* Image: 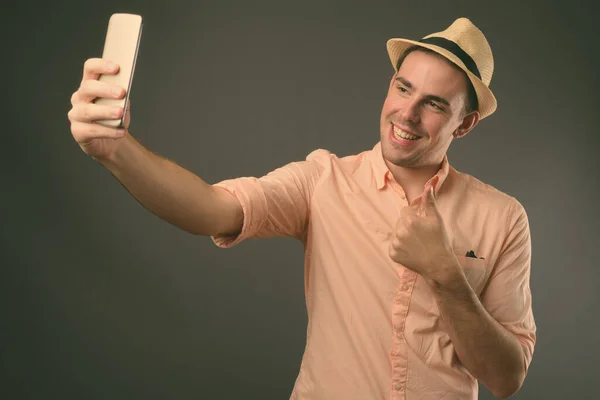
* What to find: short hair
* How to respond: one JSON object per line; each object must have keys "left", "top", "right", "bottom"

{"left": 394, "top": 46, "right": 479, "bottom": 116}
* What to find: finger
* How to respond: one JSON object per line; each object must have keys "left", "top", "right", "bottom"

{"left": 419, "top": 181, "right": 438, "bottom": 216}
{"left": 418, "top": 185, "right": 430, "bottom": 217}
{"left": 424, "top": 184, "right": 443, "bottom": 221}
{"left": 70, "top": 121, "right": 125, "bottom": 143}
{"left": 419, "top": 185, "right": 432, "bottom": 217}
{"left": 82, "top": 58, "right": 120, "bottom": 82}
{"left": 388, "top": 241, "right": 396, "bottom": 260}
{"left": 389, "top": 238, "right": 405, "bottom": 264}
{"left": 394, "top": 216, "right": 411, "bottom": 238}
{"left": 389, "top": 238, "right": 400, "bottom": 257}
{"left": 77, "top": 79, "right": 126, "bottom": 103}
{"left": 70, "top": 90, "right": 80, "bottom": 107}
{"left": 68, "top": 103, "right": 124, "bottom": 123}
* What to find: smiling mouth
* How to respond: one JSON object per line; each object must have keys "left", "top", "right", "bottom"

{"left": 392, "top": 124, "right": 421, "bottom": 141}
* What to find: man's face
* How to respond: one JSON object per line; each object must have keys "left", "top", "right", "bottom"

{"left": 379, "top": 50, "right": 473, "bottom": 169}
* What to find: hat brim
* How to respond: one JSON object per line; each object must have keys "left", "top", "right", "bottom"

{"left": 386, "top": 38, "right": 497, "bottom": 119}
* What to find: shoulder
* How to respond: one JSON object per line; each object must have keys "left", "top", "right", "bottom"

{"left": 450, "top": 167, "right": 527, "bottom": 219}
{"left": 304, "top": 147, "right": 370, "bottom": 172}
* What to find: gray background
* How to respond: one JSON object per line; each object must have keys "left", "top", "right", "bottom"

{"left": 3, "top": 0, "right": 599, "bottom": 398}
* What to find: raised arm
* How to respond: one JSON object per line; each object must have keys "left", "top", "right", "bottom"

{"left": 68, "top": 58, "right": 243, "bottom": 237}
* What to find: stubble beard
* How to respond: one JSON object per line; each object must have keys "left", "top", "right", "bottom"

{"left": 382, "top": 142, "right": 424, "bottom": 168}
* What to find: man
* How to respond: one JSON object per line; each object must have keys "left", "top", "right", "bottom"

{"left": 68, "top": 17, "right": 535, "bottom": 400}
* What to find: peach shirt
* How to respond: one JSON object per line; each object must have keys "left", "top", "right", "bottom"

{"left": 211, "top": 142, "right": 536, "bottom": 400}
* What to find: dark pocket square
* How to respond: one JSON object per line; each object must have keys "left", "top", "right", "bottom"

{"left": 465, "top": 250, "right": 484, "bottom": 260}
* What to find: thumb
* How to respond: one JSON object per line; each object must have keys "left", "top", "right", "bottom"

{"left": 420, "top": 183, "right": 438, "bottom": 217}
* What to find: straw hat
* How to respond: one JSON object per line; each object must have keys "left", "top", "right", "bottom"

{"left": 386, "top": 18, "right": 497, "bottom": 119}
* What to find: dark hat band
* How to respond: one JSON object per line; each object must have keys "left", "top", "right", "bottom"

{"left": 418, "top": 37, "right": 481, "bottom": 79}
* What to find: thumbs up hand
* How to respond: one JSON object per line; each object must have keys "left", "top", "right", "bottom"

{"left": 388, "top": 183, "right": 460, "bottom": 288}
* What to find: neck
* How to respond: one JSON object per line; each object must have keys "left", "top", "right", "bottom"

{"left": 385, "top": 158, "right": 443, "bottom": 203}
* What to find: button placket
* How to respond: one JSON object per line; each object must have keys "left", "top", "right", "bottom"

{"left": 390, "top": 269, "right": 418, "bottom": 399}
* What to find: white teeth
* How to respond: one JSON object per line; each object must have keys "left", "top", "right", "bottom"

{"left": 393, "top": 126, "right": 419, "bottom": 140}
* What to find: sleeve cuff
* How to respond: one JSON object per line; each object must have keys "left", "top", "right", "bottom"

{"left": 210, "top": 177, "right": 268, "bottom": 248}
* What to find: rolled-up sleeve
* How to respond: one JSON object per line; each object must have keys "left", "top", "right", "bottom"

{"left": 481, "top": 199, "right": 536, "bottom": 371}
{"left": 211, "top": 149, "right": 330, "bottom": 248}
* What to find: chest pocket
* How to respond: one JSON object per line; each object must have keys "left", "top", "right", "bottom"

{"left": 454, "top": 255, "right": 488, "bottom": 295}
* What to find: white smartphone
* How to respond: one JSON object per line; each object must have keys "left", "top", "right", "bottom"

{"left": 95, "top": 13, "right": 143, "bottom": 128}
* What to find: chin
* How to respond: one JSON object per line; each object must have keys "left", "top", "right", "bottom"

{"left": 387, "top": 156, "right": 421, "bottom": 169}
{"left": 381, "top": 141, "right": 421, "bottom": 168}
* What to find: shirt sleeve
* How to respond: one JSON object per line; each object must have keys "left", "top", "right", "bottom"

{"left": 210, "top": 149, "right": 331, "bottom": 248}
{"left": 480, "top": 199, "right": 536, "bottom": 372}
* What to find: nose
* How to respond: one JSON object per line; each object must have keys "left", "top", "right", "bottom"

{"left": 401, "top": 98, "right": 421, "bottom": 124}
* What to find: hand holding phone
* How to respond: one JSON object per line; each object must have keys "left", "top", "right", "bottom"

{"left": 94, "top": 13, "right": 143, "bottom": 128}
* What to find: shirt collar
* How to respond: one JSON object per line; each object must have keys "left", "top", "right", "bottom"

{"left": 369, "top": 141, "right": 450, "bottom": 195}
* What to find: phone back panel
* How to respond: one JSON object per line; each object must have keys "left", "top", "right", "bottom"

{"left": 95, "top": 13, "right": 143, "bottom": 128}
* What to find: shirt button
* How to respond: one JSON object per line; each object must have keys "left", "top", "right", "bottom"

{"left": 400, "top": 284, "right": 409, "bottom": 291}
{"left": 395, "top": 383, "right": 403, "bottom": 391}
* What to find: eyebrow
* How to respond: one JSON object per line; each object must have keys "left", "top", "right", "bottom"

{"left": 395, "top": 76, "right": 451, "bottom": 107}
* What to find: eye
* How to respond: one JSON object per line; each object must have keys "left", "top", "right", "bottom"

{"left": 427, "top": 101, "right": 444, "bottom": 111}
{"left": 396, "top": 85, "right": 408, "bottom": 93}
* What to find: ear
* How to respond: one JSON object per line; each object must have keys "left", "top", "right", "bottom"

{"left": 452, "top": 110, "right": 480, "bottom": 139}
